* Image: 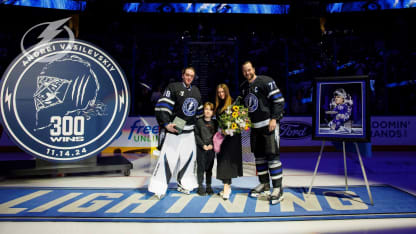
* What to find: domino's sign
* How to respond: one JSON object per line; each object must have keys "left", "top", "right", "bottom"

{"left": 0, "top": 39, "right": 130, "bottom": 161}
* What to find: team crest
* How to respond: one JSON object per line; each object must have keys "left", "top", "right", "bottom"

{"left": 244, "top": 93, "right": 259, "bottom": 113}
{"left": 182, "top": 98, "right": 198, "bottom": 116}
{"left": 0, "top": 39, "right": 130, "bottom": 161}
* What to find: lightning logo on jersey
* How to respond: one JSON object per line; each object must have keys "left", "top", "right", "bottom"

{"left": 244, "top": 93, "right": 259, "bottom": 113}
{"left": 182, "top": 98, "right": 198, "bottom": 116}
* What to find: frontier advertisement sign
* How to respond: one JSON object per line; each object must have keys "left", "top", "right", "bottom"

{"left": 103, "top": 116, "right": 416, "bottom": 150}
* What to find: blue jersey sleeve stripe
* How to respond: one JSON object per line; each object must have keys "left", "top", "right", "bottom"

{"left": 156, "top": 102, "right": 174, "bottom": 110}
{"left": 270, "top": 93, "right": 282, "bottom": 100}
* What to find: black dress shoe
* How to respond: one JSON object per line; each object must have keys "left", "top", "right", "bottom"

{"left": 206, "top": 186, "right": 214, "bottom": 195}
{"left": 197, "top": 186, "right": 206, "bottom": 196}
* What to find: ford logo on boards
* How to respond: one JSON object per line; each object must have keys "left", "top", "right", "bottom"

{"left": 280, "top": 121, "right": 312, "bottom": 139}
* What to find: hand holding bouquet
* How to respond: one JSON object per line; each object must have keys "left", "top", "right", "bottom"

{"left": 218, "top": 104, "right": 251, "bottom": 136}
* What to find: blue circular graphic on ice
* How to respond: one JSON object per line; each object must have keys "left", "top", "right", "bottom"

{"left": 0, "top": 39, "right": 130, "bottom": 161}
{"left": 244, "top": 93, "right": 258, "bottom": 113}
{"left": 182, "top": 97, "right": 198, "bottom": 116}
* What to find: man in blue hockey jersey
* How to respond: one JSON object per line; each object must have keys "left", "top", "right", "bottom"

{"left": 148, "top": 67, "right": 203, "bottom": 199}
{"left": 241, "top": 61, "right": 285, "bottom": 205}
{"left": 328, "top": 88, "right": 353, "bottom": 133}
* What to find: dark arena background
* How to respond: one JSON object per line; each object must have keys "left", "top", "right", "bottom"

{"left": 0, "top": 1, "right": 416, "bottom": 234}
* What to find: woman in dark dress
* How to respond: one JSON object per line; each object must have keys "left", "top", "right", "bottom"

{"left": 215, "top": 84, "right": 243, "bottom": 200}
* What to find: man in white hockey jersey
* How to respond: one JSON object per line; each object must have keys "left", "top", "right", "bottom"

{"left": 148, "top": 67, "right": 203, "bottom": 199}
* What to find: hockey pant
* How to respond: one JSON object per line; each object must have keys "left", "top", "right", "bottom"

{"left": 148, "top": 131, "right": 198, "bottom": 195}
{"left": 251, "top": 123, "right": 283, "bottom": 188}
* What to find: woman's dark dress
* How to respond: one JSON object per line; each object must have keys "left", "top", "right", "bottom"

{"left": 216, "top": 108, "right": 243, "bottom": 181}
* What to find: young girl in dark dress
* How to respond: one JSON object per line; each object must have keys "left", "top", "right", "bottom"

{"left": 215, "top": 84, "right": 243, "bottom": 200}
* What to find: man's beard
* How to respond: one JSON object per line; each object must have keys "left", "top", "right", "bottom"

{"left": 247, "top": 74, "right": 255, "bottom": 81}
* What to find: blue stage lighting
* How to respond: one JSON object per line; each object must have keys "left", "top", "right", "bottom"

{"left": 2, "top": 0, "right": 86, "bottom": 11}
{"left": 124, "top": 2, "right": 290, "bottom": 15}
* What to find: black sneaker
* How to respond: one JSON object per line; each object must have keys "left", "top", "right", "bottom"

{"left": 250, "top": 183, "right": 271, "bottom": 198}
{"left": 206, "top": 185, "right": 214, "bottom": 195}
{"left": 197, "top": 186, "right": 206, "bottom": 196}
{"left": 270, "top": 187, "right": 284, "bottom": 205}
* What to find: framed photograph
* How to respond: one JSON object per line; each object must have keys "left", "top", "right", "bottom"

{"left": 312, "top": 75, "right": 371, "bottom": 142}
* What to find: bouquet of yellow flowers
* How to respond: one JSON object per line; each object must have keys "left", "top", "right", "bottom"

{"left": 218, "top": 104, "right": 251, "bottom": 136}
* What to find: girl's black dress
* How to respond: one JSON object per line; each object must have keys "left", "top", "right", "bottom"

{"left": 216, "top": 106, "right": 243, "bottom": 181}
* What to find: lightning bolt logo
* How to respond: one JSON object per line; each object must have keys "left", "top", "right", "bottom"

{"left": 119, "top": 91, "right": 125, "bottom": 112}
{"left": 5, "top": 87, "right": 12, "bottom": 111}
{"left": 37, "top": 17, "right": 71, "bottom": 45}
{"left": 20, "top": 17, "right": 74, "bottom": 63}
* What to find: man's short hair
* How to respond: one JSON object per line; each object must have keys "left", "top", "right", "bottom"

{"left": 242, "top": 61, "right": 254, "bottom": 68}
{"left": 182, "top": 66, "right": 196, "bottom": 75}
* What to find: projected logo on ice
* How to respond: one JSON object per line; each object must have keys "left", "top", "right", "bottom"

{"left": 0, "top": 39, "right": 130, "bottom": 161}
